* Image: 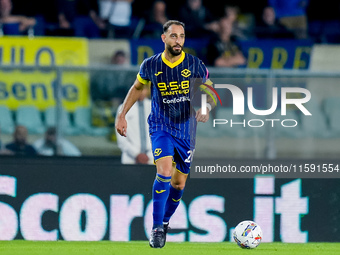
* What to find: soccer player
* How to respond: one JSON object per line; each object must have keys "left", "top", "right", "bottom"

{"left": 115, "top": 20, "right": 216, "bottom": 248}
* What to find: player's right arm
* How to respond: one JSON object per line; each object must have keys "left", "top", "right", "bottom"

{"left": 115, "top": 79, "right": 144, "bottom": 137}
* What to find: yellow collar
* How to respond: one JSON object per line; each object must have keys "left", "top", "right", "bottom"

{"left": 161, "top": 51, "right": 185, "bottom": 68}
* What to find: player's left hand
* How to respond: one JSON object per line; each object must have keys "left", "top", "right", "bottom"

{"left": 196, "top": 108, "right": 210, "bottom": 123}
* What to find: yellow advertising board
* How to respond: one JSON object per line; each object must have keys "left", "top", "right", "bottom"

{"left": 0, "top": 37, "right": 89, "bottom": 112}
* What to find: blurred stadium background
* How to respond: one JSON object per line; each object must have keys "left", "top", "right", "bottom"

{"left": 0, "top": 0, "right": 339, "bottom": 247}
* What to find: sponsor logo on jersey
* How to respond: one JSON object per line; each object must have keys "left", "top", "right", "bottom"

{"left": 181, "top": 69, "right": 191, "bottom": 77}
{"left": 163, "top": 96, "right": 190, "bottom": 104}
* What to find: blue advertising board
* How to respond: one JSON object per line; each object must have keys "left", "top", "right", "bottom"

{"left": 130, "top": 38, "right": 313, "bottom": 69}
{"left": 239, "top": 39, "right": 313, "bottom": 69}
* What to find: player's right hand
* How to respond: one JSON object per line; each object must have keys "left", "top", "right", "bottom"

{"left": 115, "top": 115, "right": 127, "bottom": 137}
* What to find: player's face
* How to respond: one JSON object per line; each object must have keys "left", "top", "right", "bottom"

{"left": 163, "top": 25, "right": 185, "bottom": 56}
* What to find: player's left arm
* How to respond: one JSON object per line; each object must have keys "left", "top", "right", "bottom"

{"left": 195, "top": 62, "right": 217, "bottom": 122}
{"left": 196, "top": 79, "right": 217, "bottom": 123}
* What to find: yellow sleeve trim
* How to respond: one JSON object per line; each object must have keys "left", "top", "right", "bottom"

{"left": 137, "top": 73, "right": 149, "bottom": 85}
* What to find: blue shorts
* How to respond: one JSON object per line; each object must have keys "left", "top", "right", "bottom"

{"left": 150, "top": 131, "right": 195, "bottom": 175}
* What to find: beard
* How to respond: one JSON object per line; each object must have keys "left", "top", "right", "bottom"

{"left": 166, "top": 43, "right": 182, "bottom": 56}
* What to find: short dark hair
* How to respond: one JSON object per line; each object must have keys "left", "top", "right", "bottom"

{"left": 163, "top": 20, "right": 185, "bottom": 33}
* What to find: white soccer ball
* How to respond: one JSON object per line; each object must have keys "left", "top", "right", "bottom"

{"left": 233, "top": 220, "right": 262, "bottom": 249}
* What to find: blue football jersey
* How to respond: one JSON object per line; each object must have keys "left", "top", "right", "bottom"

{"left": 137, "top": 51, "right": 209, "bottom": 139}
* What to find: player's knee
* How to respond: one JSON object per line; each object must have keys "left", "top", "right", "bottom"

{"left": 157, "top": 167, "right": 172, "bottom": 177}
{"left": 172, "top": 182, "right": 185, "bottom": 190}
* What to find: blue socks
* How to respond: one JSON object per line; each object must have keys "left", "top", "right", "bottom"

{"left": 163, "top": 184, "right": 184, "bottom": 223}
{"left": 152, "top": 174, "right": 171, "bottom": 229}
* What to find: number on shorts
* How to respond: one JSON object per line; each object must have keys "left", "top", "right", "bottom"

{"left": 184, "top": 149, "right": 195, "bottom": 163}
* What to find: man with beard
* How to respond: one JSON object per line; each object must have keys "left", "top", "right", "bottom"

{"left": 5, "top": 125, "right": 37, "bottom": 156}
{"left": 115, "top": 20, "right": 216, "bottom": 248}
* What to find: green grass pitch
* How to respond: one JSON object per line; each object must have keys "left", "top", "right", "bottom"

{"left": 0, "top": 241, "right": 338, "bottom": 255}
